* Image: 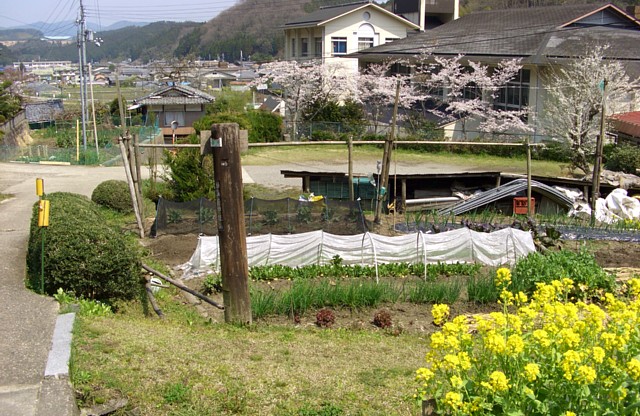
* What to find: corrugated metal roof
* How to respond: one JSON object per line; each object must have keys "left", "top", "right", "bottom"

{"left": 437, "top": 178, "right": 574, "bottom": 216}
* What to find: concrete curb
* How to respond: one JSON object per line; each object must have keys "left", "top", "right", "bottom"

{"left": 44, "top": 313, "right": 75, "bottom": 378}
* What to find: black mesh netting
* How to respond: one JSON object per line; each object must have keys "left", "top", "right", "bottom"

{"left": 152, "top": 197, "right": 368, "bottom": 237}
{"left": 153, "top": 197, "right": 217, "bottom": 236}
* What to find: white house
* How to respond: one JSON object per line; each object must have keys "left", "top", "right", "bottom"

{"left": 354, "top": 3, "right": 640, "bottom": 141}
{"left": 283, "top": 2, "right": 421, "bottom": 74}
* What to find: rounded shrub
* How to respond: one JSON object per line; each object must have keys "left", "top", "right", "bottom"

{"left": 27, "top": 192, "right": 142, "bottom": 303}
{"left": 91, "top": 179, "right": 133, "bottom": 212}
{"left": 604, "top": 143, "right": 640, "bottom": 174}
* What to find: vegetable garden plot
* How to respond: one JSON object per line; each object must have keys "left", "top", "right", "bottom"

{"left": 179, "top": 227, "right": 535, "bottom": 281}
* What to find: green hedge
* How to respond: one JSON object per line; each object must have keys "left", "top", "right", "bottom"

{"left": 26, "top": 192, "right": 142, "bottom": 302}
{"left": 510, "top": 249, "right": 615, "bottom": 299}
{"left": 91, "top": 179, "right": 133, "bottom": 212}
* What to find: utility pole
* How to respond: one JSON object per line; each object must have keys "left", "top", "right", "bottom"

{"left": 526, "top": 137, "right": 532, "bottom": 216}
{"left": 374, "top": 80, "right": 400, "bottom": 224}
{"left": 203, "top": 124, "right": 252, "bottom": 324}
{"left": 76, "top": 0, "right": 87, "bottom": 151}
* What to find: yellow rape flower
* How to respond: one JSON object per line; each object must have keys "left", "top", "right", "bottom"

{"left": 484, "top": 332, "right": 507, "bottom": 354}
{"left": 592, "top": 346, "right": 605, "bottom": 364}
{"left": 443, "top": 391, "right": 463, "bottom": 410}
{"left": 488, "top": 312, "right": 508, "bottom": 329}
{"left": 450, "top": 374, "right": 464, "bottom": 389}
{"left": 575, "top": 365, "right": 597, "bottom": 384}
{"left": 515, "top": 291, "right": 528, "bottom": 305}
{"left": 565, "top": 412, "right": 576, "bottom": 416}
{"left": 457, "top": 351, "right": 472, "bottom": 371}
{"left": 619, "top": 387, "right": 628, "bottom": 401}
{"left": 430, "top": 332, "right": 445, "bottom": 350}
{"left": 523, "top": 363, "right": 540, "bottom": 382}
{"left": 558, "top": 328, "right": 581, "bottom": 349}
{"left": 628, "top": 278, "right": 640, "bottom": 297}
{"left": 442, "top": 354, "right": 461, "bottom": 371}
{"left": 506, "top": 334, "right": 525, "bottom": 355}
{"left": 481, "top": 371, "right": 510, "bottom": 392}
{"left": 495, "top": 267, "right": 512, "bottom": 288}
{"left": 561, "top": 350, "right": 582, "bottom": 381}
{"left": 499, "top": 288, "right": 515, "bottom": 305}
{"left": 627, "top": 358, "right": 640, "bottom": 381}
{"left": 431, "top": 304, "right": 450, "bottom": 326}
{"left": 533, "top": 282, "right": 557, "bottom": 303}
{"left": 416, "top": 367, "right": 435, "bottom": 383}
{"left": 532, "top": 329, "right": 552, "bottom": 348}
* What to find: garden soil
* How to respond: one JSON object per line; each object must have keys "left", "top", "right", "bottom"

{"left": 143, "top": 230, "right": 640, "bottom": 335}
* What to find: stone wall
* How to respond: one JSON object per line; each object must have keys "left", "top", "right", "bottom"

{"left": 0, "top": 111, "right": 33, "bottom": 147}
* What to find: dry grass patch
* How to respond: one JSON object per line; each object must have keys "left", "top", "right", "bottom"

{"left": 71, "top": 296, "right": 426, "bottom": 416}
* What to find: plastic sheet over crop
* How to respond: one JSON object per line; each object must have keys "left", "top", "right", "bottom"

{"left": 179, "top": 227, "right": 535, "bottom": 279}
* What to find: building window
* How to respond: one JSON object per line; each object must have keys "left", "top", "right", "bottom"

{"left": 332, "top": 37, "right": 347, "bottom": 55}
{"left": 357, "top": 23, "right": 376, "bottom": 51}
{"left": 291, "top": 38, "right": 297, "bottom": 58}
{"left": 314, "top": 37, "right": 322, "bottom": 57}
{"left": 494, "top": 69, "right": 530, "bottom": 112}
{"left": 358, "top": 37, "right": 374, "bottom": 51}
{"left": 164, "top": 111, "right": 185, "bottom": 127}
{"left": 301, "top": 38, "right": 309, "bottom": 57}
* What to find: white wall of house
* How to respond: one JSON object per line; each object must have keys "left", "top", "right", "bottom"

{"left": 285, "top": 6, "right": 415, "bottom": 75}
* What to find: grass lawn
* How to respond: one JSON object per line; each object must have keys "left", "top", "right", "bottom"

{"left": 69, "top": 146, "right": 568, "bottom": 415}
{"left": 72, "top": 293, "right": 427, "bottom": 416}
{"left": 242, "top": 145, "right": 565, "bottom": 178}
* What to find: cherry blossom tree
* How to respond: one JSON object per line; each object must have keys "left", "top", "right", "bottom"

{"left": 539, "top": 44, "right": 639, "bottom": 175}
{"left": 357, "top": 61, "right": 423, "bottom": 134}
{"left": 414, "top": 54, "right": 532, "bottom": 140}
{"left": 252, "top": 60, "right": 357, "bottom": 139}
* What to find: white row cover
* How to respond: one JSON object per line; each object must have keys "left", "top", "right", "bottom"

{"left": 179, "top": 227, "right": 536, "bottom": 280}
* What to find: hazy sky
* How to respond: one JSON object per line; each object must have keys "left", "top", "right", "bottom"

{"left": 0, "top": 0, "right": 238, "bottom": 30}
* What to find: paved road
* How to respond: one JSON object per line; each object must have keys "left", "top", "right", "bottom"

{"left": 0, "top": 162, "right": 148, "bottom": 416}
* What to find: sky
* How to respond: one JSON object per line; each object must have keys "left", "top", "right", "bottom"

{"left": 0, "top": 0, "right": 238, "bottom": 32}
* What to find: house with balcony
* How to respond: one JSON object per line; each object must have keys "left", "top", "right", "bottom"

{"left": 130, "top": 84, "right": 215, "bottom": 142}
{"left": 353, "top": 3, "right": 640, "bottom": 140}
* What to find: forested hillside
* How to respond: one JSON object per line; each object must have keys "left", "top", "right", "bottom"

{"left": 4, "top": 0, "right": 635, "bottom": 64}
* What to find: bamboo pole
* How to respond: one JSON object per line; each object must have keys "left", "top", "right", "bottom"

{"left": 118, "top": 137, "right": 145, "bottom": 238}
{"left": 126, "top": 136, "right": 144, "bottom": 218}
{"left": 142, "top": 263, "right": 224, "bottom": 310}
{"left": 145, "top": 281, "right": 165, "bottom": 319}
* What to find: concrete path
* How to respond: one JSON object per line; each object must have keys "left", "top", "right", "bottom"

{"left": 0, "top": 162, "right": 149, "bottom": 416}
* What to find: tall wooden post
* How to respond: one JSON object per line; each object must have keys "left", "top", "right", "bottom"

{"left": 348, "top": 135, "right": 354, "bottom": 202}
{"left": 591, "top": 79, "right": 607, "bottom": 226}
{"left": 374, "top": 80, "right": 400, "bottom": 224}
{"left": 204, "top": 123, "right": 252, "bottom": 325}
{"left": 526, "top": 138, "right": 532, "bottom": 216}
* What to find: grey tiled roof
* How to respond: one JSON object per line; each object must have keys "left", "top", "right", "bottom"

{"left": 354, "top": 4, "right": 640, "bottom": 63}
{"left": 25, "top": 100, "right": 64, "bottom": 122}
{"left": 133, "top": 85, "right": 215, "bottom": 105}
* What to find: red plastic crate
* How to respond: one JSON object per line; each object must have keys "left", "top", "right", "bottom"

{"left": 513, "top": 197, "right": 535, "bottom": 215}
